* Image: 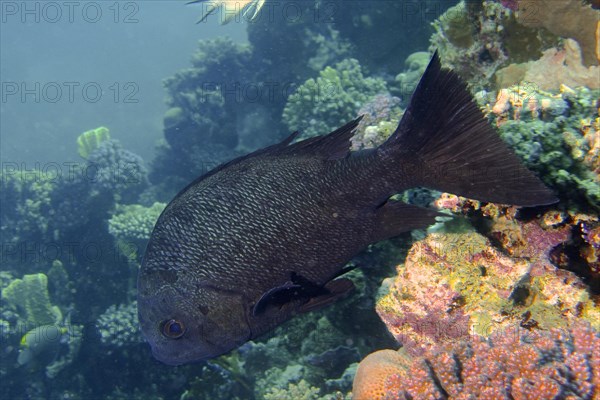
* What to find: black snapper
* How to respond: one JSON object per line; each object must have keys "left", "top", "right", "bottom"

{"left": 137, "top": 53, "right": 556, "bottom": 365}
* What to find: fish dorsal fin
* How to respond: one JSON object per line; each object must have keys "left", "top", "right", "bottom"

{"left": 170, "top": 118, "right": 361, "bottom": 204}
{"left": 273, "top": 116, "right": 362, "bottom": 160}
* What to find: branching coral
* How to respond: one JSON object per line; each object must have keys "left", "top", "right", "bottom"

{"left": 353, "top": 323, "right": 600, "bottom": 400}
{"left": 263, "top": 379, "right": 321, "bottom": 400}
{"left": 86, "top": 139, "right": 148, "bottom": 203}
{"left": 282, "top": 58, "right": 387, "bottom": 139}
{"left": 96, "top": 301, "right": 141, "bottom": 347}
{"left": 0, "top": 169, "right": 55, "bottom": 249}
{"left": 108, "top": 203, "right": 165, "bottom": 242}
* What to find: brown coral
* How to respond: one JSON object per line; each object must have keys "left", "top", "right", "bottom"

{"left": 353, "top": 323, "right": 600, "bottom": 400}
{"left": 515, "top": 0, "right": 599, "bottom": 67}
{"left": 496, "top": 39, "right": 600, "bottom": 90}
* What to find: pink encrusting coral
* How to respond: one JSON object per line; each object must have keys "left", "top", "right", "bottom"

{"left": 352, "top": 323, "right": 600, "bottom": 400}
{"left": 376, "top": 206, "right": 600, "bottom": 356}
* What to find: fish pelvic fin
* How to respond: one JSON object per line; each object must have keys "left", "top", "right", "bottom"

{"left": 379, "top": 51, "right": 557, "bottom": 207}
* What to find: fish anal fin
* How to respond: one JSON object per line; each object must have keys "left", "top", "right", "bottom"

{"left": 373, "top": 201, "right": 442, "bottom": 241}
{"left": 298, "top": 278, "right": 355, "bottom": 314}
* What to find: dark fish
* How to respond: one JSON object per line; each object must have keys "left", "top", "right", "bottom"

{"left": 137, "top": 53, "right": 557, "bottom": 365}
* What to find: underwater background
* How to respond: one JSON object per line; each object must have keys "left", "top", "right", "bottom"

{"left": 0, "top": 0, "right": 599, "bottom": 399}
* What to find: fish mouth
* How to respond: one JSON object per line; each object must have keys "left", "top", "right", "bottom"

{"left": 149, "top": 339, "right": 219, "bottom": 366}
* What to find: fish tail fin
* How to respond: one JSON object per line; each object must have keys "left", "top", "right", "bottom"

{"left": 379, "top": 52, "right": 557, "bottom": 206}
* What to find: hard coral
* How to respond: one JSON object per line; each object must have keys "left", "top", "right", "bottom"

{"left": 430, "top": 0, "right": 559, "bottom": 91}
{"left": 352, "top": 94, "right": 403, "bottom": 151}
{"left": 514, "top": 0, "right": 599, "bottom": 67}
{"left": 282, "top": 58, "right": 387, "bottom": 139}
{"left": 485, "top": 84, "right": 600, "bottom": 209}
{"left": 1, "top": 273, "right": 62, "bottom": 327}
{"left": 352, "top": 349, "right": 409, "bottom": 400}
{"left": 86, "top": 139, "right": 148, "bottom": 204}
{"left": 96, "top": 301, "right": 141, "bottom": 347}
{"left": 353, "top": 323, "right": 600, "bottom": 400}
{"left": 376, "top": 225, "right": 600, "bottom": 356}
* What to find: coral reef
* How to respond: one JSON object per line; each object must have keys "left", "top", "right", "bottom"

{"left": 514, "top": 0, "right": 599, "bottom": 67}
{"left": 351, "top": 94, "right": 403, "bottom": 151}
{"left": 283, "top": 58, "right": 387, "bottom": 139}
{"left": 484, "top": 84, "right": 600, "bottom": 209}
{"left": 0, "top": 168, "right": 55, "bottom": 250}
{"left": 391, "top": 51, "right": 431, "bottom": 104}
{"left": 108, "top": 202, "right": 166, "bottom": 261}
{"left": 76, "top": 126, "right": 111, "bottom": 159}
{"left": 352, "top": 349, "right": 410, "bottom": 400}
{"left": 2, "top": 273, "right": 62, "bottom": 327}
{"left": 86, "top": 139, "right": 148, "bottom": 204}
{"left": 96, "top": 301, "right": 142, "bottom": 348}
{"left": 263, "top": 379, "right": 321, "bottom": 400}
{"left": 430, "top": 0, "right": 558, "bottom": 90}
{"left": 353, "top": 323, "right": 600, "bottom": 399}
{"left": 494, "top": 0, "right": 599, "bottom": 90}
{"left": 376, "top": 220, "right": 600, "bottom": 355}
{"left": 108, "top": 203, "right": 165, "bottom": 242}
{"left": 496, "top": 39, "right": 600, "bottom": 90}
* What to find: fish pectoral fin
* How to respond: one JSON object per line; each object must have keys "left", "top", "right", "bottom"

{"left": 252, "top": 281, "right": 303, "bottom": 316}
{"left": 253, "top": 273, "right": 354, "bottom": 316}
{"left": 298, "top": 278, "right": 355, "bottom": 314}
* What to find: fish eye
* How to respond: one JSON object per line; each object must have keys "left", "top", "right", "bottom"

{"left": 161, "top": 319, "right": 185, "bottom": 339}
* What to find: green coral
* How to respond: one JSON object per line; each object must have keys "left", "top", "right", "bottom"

{"left": 77, "top": 126, "right": 111, "bottom": 159}
{"left": 282, "top": 58, "right": 387, "bottom": 138}
{"left": 0, "top": 169, "right": 55, "bottom": 246}
{"left": 1, "top": 273, "right": 62, "bottom": 327}
{"left": 392, "top": 52, "right": 431, "bottom": 101}
{"left": 108, "top": 202, "right": 165, "bottom": 242}
{"left": 108, "top": 202, "right": 165, "bottom": 262}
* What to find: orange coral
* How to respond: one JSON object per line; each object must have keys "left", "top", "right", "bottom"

{"left": 352, "top": 349, "right": 409, "bottom": 400}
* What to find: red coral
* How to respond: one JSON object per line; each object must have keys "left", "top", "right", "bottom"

{"left": 354, "top": 323, "right": 600, "bottom": 400}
